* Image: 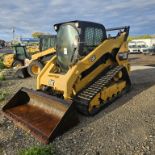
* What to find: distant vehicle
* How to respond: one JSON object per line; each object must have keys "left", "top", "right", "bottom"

{"left": 128, "top": 41, "right": 148, "bottom": 54}
{"left": 137, "top": 44, "right": 148, "bottom": 53}
{"left": 143, "top": 46, "right": 155, "bottom": 55}
{"left": 132, "top": 38, "right": 155, "bottom": 47}
{"left": 0, "top": 40, "right": 5, "bottom": 48}
{"left": 128, "top": 42, "right": 140, "bottom": 53}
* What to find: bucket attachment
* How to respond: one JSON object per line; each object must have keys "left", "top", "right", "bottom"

{"left": 2, "top": 88, "right": 79, "bottom": 144}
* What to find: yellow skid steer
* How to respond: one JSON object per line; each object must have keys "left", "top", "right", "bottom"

{"left": 2, "top": 21, "right": 131, "bottom": 144}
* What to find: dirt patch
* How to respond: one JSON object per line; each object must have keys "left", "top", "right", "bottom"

{"left": 129, "top": 53, "right": 155, "bottom": 66}
{"left": 0, "top": 56, "right": 155, "bottom": 154}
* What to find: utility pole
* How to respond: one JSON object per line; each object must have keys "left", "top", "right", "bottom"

{"left": 12, "top": 27, "right": 15, "bottom": 44}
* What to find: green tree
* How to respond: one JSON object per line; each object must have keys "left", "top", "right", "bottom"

{"left": 128, "top": 34, "right": 153, "bottom": 42}
{"left": 32, "top": 32, "right": 47, "bottom": 38}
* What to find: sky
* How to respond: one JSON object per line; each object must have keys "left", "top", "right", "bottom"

{"left": 0, "top": 0, "right": 155, "bottom": 41}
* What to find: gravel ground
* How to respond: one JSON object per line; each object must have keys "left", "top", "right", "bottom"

{"left": 0, "top": 77, "right": 39, "bottom": 155}
{"left": 129, "top": 53, "right": 155, "bottom": 66}
{"left": 0, "top": 54, "right": 155, "bottom": 155}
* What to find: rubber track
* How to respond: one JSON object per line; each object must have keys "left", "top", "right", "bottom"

{"left": 73, "top": 65, "right": 125, "bottom": 115}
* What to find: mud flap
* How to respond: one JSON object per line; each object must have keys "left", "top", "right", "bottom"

{"left": 2, "top": 88, "right": 79, "bottom": 144}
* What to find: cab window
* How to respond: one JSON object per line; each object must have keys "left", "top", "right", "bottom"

{"left": 84, "top": 27, "right": 104, "bottom": 54}
{"left": 15, "top": 47, "right": 26, "bottom": 60}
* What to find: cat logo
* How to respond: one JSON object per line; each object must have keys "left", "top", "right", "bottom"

{"left": 48, "top": 79, "right": 55, "bottom": 86}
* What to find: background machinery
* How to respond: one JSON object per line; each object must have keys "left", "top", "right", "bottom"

{"left": 3, "top": 35, "right": 56, "bottom": 77}
{"left": 3, "top": 44, "right": 30, "bottom": 68}
{"left": 3, "top": 21, "right": 131, "bottom": 144}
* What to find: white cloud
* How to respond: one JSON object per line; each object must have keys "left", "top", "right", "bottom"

{"left": 0, "top": 0, "right": 155, "bottom": 40}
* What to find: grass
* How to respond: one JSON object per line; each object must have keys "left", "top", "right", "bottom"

{"left": 128, "top": 34, "right": 154, "bottom": 42}
{"left": 0, "top": 59, "right": 5, "bottom": 80}
{"left": 19, "top": 145, "right": 56, "bottom": 155}
{"left": 0, "top": 60, "right": 4, "bottom": 70}
{"left": 0, "top": 53, "right": 5, "bottom": 70}
{"left": 0, "top": 91, "right": 7, "bottom": 101}
{"left": 0, "top": 72, "right": 5, "bottom": 81}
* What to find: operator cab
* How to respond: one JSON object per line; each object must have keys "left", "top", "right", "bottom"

{"left": 13, "top": 45, "right": 30, "bottom": 60}
{"left": 54, "top": 20, "right": 107, "bottom": 72}
{"left": 39, "top": 35, "right": 56, "bottom": 51}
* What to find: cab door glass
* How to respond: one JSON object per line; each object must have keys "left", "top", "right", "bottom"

{"left": 16, "top": 47, "right": 26, "bottom": 60}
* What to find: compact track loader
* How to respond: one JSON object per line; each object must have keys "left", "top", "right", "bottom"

{"left": 2, "top": 21, "right": 131, "bottom": 144}
{"left": 16, "top": 35, "right": 56, "bottom": 78}
{"left": 3, "top": 35, "right": 56, "bottom": 77}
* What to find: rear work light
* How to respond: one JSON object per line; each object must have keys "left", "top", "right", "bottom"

{"left": 118, "top": 52, "right": 128, "bottom": 60}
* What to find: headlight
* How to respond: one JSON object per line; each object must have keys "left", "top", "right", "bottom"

{"left": 54, "top": 26, "right": 57, "bottom": 31}
{"left": 118, "top": 52, "right": 128, "bottom": 60}
{"left": 75, "top": 22, "right": 79, "bottom": 28}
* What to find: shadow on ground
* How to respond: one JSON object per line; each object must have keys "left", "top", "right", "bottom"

{"left": 145, "top": 64, "right": 155, "bottom": 67}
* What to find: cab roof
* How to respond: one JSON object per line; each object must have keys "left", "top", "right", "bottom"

{"left": 54, "top": 20, "right": 106, "bottom": 31}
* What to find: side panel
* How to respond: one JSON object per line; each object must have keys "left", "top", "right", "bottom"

{"left": 37, "top": 33, "right": 127, "bottom": 99}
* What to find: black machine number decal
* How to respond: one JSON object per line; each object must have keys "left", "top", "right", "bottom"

{"left": 48, "top": 79, "right": 55, "bottom": 86}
